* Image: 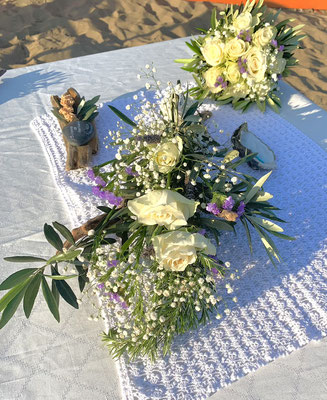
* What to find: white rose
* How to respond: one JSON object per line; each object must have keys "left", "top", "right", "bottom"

{"left": 154, "top": 137, "right": 183, "bottom": 173}
{"left": 246, "top": 46, "right": 267, "bottom": 82}
{"left": 226, "top": 63, "right": 241, "bottom": 84}
{"left": 128, "top": 190, "right": 198, "bottom": 229}
{"left": 201, "top": 37, "right": 225, "bottom": 67}
{"left": 225, "top": 38, "right": 249, "bottom": 61}
{"left": 253, "top": 26, "right": 277, "bottom": 47}
{"left": 153, "top": 231, "right": 216, "bottom": 272}
{"left": 203, "top": 66, "right": 224, "bottom": 94}
{"left": 233, "top": 12, "right": 253, "bottom": 31}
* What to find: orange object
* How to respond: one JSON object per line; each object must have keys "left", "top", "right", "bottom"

{"left": 186, "top": 0, "right": 327, "bottom": 9}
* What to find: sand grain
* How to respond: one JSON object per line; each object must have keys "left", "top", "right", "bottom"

{"left": 0, "top": 0, "right": 326, "bottom": 109}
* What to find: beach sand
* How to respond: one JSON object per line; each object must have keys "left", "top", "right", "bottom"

{"left": 0, "top": 0, "right": 326, "bottom": 110}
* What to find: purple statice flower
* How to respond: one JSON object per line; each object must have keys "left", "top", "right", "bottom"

{"left": 107, "top": 292, "right": 128, "bottom": 309}
{"left": 99, "top": 191, "right": 124, "bottom": 207}
{"left": 92, "top": 187, "right": 123, "bottom": 207}
{"left": 238, "top": 58, "right": 248, "bottom": 75}
{"left": 222, "top": 196, "right": 235, "bottom": 211}
{"left": 237, "top": 30, "right": 244, "bottom": 39}
{"left": 121, "top": 301, "right": 128, "bottom": 309}
{"left": 206, "top": 202, "right": 221, "bottom": 216}
{"left": 107, "top": 260, "right": 119, "bottom": 268}
{"left": 99, "top": 191, "right": 107, "bottom": 199}
{"left": 237, "top": 30, "right": 251, "bottom": 42}
{"left": 208, "top": 255, "right": 222, "bottom": 276}
{"left": 112, "top": 293, "right": 120, "bottom": 302}
{"left": 271, "top": 39, "right": 278, "bottom": 47}
{"left": 109, "top": 194, "right": 124, "bottom": 207}
{"left": 125, "top": 167, "right": 139, "bottom": 177}
{"left": 108, "top": 292, "right": 119, "bottom": 302}
{"left": 94, "top": 176, "right": 106, "bottom": 187}
{"left": 103, "top": 191, "right": 114, "bottom": 202}
{"left": 87, "top": 169, "right": 95, "bottom": 180}
{"left": 92, "top": 186, "right": 101, "bottom": 197}
{"left": 104, "top": 191, "right": 114, "bottom": 202}
{"left": 114, "top": 197, "right": 124, "bottom": 207}
{"left": 198, "top": 229, "right": 206, "bottom": 235}
{"left": 126, "top": 167, "right": 140, "bottom": 177}
{"left": 215, "top": 76, "right": 228, "bottom": 90}
{"left": 97, "top": 283, "right": 105, "bottom": 290}
{"left": 278, "top": 45, "right": 285, "bottom": 52}
{"left": 237, "top": 201, "right": 246, "bottom": 217}
{"left": 277, "top": 74, "right": 283, "bottom": 80}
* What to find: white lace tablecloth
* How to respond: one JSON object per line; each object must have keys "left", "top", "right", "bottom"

{"left": 30, "top": 91, "right": 327, "bottom": 400}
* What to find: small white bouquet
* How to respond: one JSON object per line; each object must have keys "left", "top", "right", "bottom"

{"left": 176, "top": 0, "right": 304, "bottom": 112}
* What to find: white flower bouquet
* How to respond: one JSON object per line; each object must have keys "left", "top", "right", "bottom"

{"left": 176, "top": 0, "right": 304, "bottom": 112}
{"left": 0, "top": 75, "right": 294, "bottom": 360}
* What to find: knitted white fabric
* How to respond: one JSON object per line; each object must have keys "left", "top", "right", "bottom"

{"left": 30, "top": 91, "right": 327, "bottom": 400}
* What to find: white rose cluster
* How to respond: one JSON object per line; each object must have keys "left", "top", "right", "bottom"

{"left": 197, "top": 7, "right": 287, "bottom": 105}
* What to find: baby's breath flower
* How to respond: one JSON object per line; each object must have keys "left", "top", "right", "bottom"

{"left": 150, "top": 312, "right": 157, "bottom": 321}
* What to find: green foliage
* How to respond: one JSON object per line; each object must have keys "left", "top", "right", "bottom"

{"left": 52, "top": 221, "right": 75, "bottom": 245}
{"left": 0, "top": 280, "right": 31, "bottom": 313}
{"left": 42, "top": 276, "right": 60, "bottom": 322}
{"left": 77, "top": 95, "right": 100, "bottom": 121}
{"left": 108, "top": 105, "right": 137, "bottom": 127}
{"left": 0, "top": 288, "right": 26, "bottom": 329}
{"left": 0, "top": 220, "right": 86, "bottom": 327}
{"left": 0, "top": 268, "right": 38, "bottom": 291}
{"left": 47, "top": 248, "right": 83, "bottom": 265}
{"left": 44, "top": 223, "right": 63, "bottom": 251}
{"left": 4, "top": 256, "right": 46, "bottom": 263}
{"left": 51, "top": 267, "right": 79, "bottom": 309}
{"left": 23, "top": 274, "right": 42, "bottom": 318}
{"left": 51, "top": 93, "right": 100, "bottom": 123}
{"left": 245, "top": 171, "right": 273, "bottom": 203}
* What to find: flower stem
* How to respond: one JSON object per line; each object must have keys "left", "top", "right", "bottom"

{"left": 167, "top": 172, "right": 171, "bottom": 189}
